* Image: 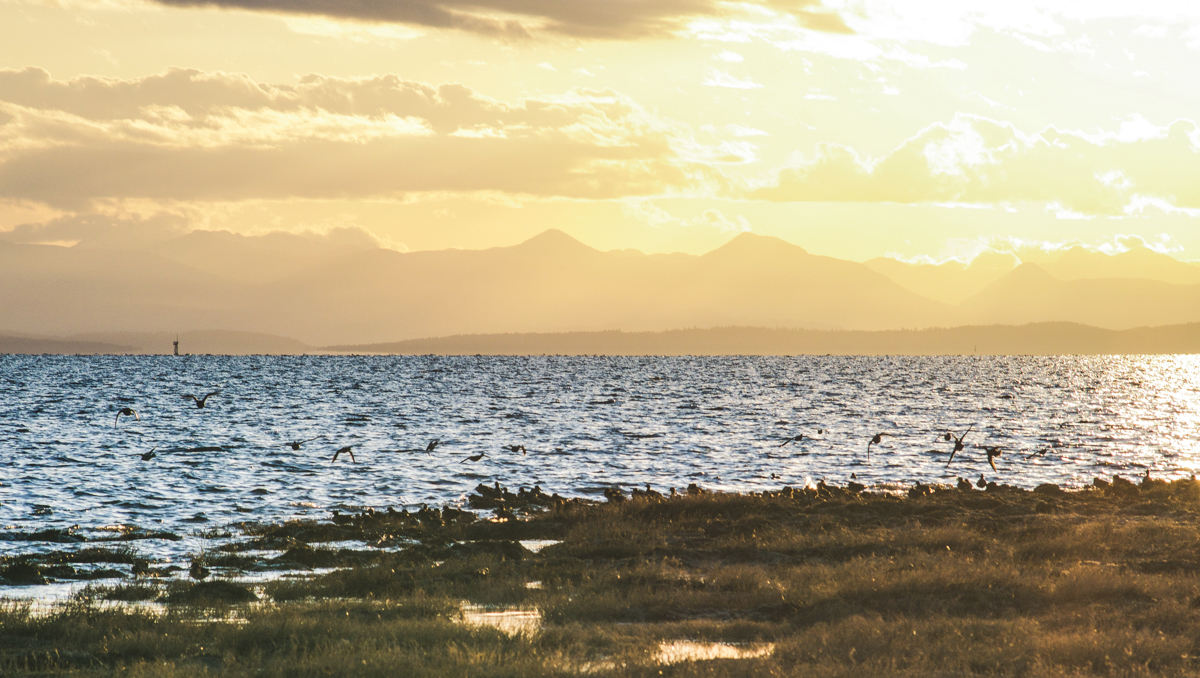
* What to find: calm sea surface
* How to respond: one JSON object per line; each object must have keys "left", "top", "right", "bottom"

{"left": 2, "top": 354, "right": 1199, "bottom": 598}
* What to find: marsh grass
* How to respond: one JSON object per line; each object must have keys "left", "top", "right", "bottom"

{"left": 7, "top": 480, "right": 1200, "bottom": 675}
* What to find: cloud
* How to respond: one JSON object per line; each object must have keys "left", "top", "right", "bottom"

{"left": 752, "top": 114, "right": 1200, "bottom": 216}
{"left": 0, "top": 211, "right": 191, "bottom": 248}
{"left": 0, "top": 68, "right": 716, "bottom": 208}
{"left": 149, "top": 0, "right": 849, "bottom": 40}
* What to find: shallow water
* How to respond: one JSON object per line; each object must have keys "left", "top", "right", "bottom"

{"left": 2, "top": 354, "right": 1199, "bottom": 598}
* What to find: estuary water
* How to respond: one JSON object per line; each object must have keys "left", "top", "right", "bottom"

{"left": 2, "top": 354, "right": 1199, "bottom": 597}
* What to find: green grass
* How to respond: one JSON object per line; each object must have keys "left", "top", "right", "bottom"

{"left": 6, "top": 478, "right": 1200, "bottom": 675}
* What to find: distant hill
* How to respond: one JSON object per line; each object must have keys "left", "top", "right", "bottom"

{"left": 961, "top": 263, "right": 1200, "bottom": 329}
{"left": 0, "top": 330, "right": 312, "bottom": 355}
{"left": 325, "top": 322, "right": 1200, "bottom": 356}
{"left": 5, "top": 228, "right": 1200, "bottom": 346}
{"left": 863, "top": 250, "right": 1018, "bottom": 304}
{"left": 1041, "top": 246, "right": 1200, "bottom": 284}
{"left": 0, "top": 334, "right": 134, "bottom": 354}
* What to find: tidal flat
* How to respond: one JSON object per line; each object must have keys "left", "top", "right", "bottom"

{"left": 5, "top": 477, "right": 1200, "bottom": 676}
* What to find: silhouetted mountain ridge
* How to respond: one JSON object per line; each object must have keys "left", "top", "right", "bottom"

{"left": 2, "top": 228, "right": 1199, "bottom": 346}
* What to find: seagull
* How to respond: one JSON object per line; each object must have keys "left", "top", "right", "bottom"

{"left": 140, "top": 447, "right": 157, "bottom": 461}
{"left": 979, "top": 445, "right": 1003, "bottom": 472}
{"left": 182, "top": 391, "right": 221, "bottom": 409}
{"left": 332, "top": 445, "right": 355, "bottom": 463}
{"left": 285, "top": 435, "right": 322, "bottom": 451}
{"left": 189, "top": 561, "right": 210, "bottom": 581}
{"left": 461, "top": 452, "right": 486, "bottom": 463}
{"left": 943, "top": 426, "right": 973, "bottom": 467}
{"left": 866, "top": 433, "right": 889, "bottom": 462}
{"left": 115, "top": 407, "right": 139, "bottom": 426}
{"left": 503, "top": 444, "right": 526, "bottom": 455}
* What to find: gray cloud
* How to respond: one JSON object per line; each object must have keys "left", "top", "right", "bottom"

{"left": 0, "top": 69, "right": 711, "bottom": 208}
{"left": 151, "top": 0, "right": 846, "bottom": 39}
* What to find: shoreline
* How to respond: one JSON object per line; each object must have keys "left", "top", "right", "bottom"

{"left": 5, "top": 476, "right": 1200, "bottom": 674}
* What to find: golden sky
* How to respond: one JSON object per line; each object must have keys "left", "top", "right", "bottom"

{"left": 2, "top": 0, "right": 1199, "bottom": 262}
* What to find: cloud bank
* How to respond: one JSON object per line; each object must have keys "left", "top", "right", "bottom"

{"left": 150, "top": 0, "right": 850, "bottom": 39}
{"left": 0, "top": 68, "right": 710, "bottom": 208}
{"left": 753, "top": 114, "right": 1200, "bottom": 216}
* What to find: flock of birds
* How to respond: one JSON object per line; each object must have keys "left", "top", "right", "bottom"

{"left": 777, "top": 423, "right": 1047, "bottom": 480}
{"left": 111, "top": 388, "right": 1034, "bottom": 486}
{"left": 113, "top": 389, "right": 534, "bottom": 467}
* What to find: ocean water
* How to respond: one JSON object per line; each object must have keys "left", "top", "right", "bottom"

{"left": 2, "top": 354, "right": 1199, "bottom": 598}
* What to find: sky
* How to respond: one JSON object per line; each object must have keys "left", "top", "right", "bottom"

{"left": 1, "top": 0, "right": 1199, "bottom": 262}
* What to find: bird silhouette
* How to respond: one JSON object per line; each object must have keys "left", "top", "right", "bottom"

{"left": 943, "top": 426, "right": 974, "bottom": 467}
{"left": 979, "top": 445, "right": 1002, "bottom": 471}
{"left": 182, "top": 391, "right": 221, "bottom": 408}
{"left": 425, "top": 439, "right": 439, "bottom": 453}
{"left": 189, "top": 561, "right": 210, "bottom": 581}
{"left": 332, "top": 445, "right": 355, "bottom": 463}
{"left": 1025, "top": 448, "right": 1050, "bottom": 460}
{"left": 115, "top": 407, "right": 139, "bottom": 425}
{"left": 957, "top": 477, "right": 973, "bottom": 491}
{"left": 781, "top": 429, "right": 824, "bottom": 447}
{"left": 866, "top": 433, "right": 889, "bottom": 461}
{"left": 503, "top": 444, "right": 526, "bottom": 455}
{"left": 976, "top": 474, "right": 987, "bottom": 489}
{"left": 286, "top": 435, "right": 322, "bottom": 451}
{"left": 140, "top": 447, "right": 157, "bottom": 461}
{"left": 461, "top": 452, "right": 486, "bottom": 463}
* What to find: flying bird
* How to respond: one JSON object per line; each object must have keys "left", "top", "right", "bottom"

{"left": 866, "top": 433, "right": 889, "bottom": 461}
{"left": 781, "top": 429, "right": 825, "bottom": 447}
{"left": 425, "top": 439, "right": 439, "bottom": 453}
{"left": 461, "top": 452, "right": 486, "bottom": 463}
{"left": 332, "top": 445, "right": 356, "bottom": 463}
{"left": 503, "top": 444, "right": 527, "bottom": 455}
{"left": 286, "top": 435, "right": 322, "bottom": 451}
{"left": 979, "top": 445, "right": 1003, "bottom": 471}
{"left": 943, "top": 426, "right": 973, "bottom": 467}
{"left": 182, "top": 391, "right": 221, "bottom": 409}
{"left": 115, "top": 407, "right": 139, "bottom": 425}
{"left": 140, "top": 447, "right": 157, "bottom": 461}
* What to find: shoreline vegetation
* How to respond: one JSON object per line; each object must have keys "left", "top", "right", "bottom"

{"left": 6, "top": 477, "right": 1200, "bottom": 675}
{"left": 2, "top": 321, "right": 1200, "bottom": 356}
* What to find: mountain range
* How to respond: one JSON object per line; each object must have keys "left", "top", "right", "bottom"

{"left": 2, "top": 228, "right": 1199, "bottom": 349}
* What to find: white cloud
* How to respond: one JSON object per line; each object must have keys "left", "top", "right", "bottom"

{"left": 702, "top": 70, "right": 765, "bottom": 89}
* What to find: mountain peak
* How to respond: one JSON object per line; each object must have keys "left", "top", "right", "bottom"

{"left": 704, "top": 232, "right": 808, "bottom": 262}
{"left": 510, "top": 229, "right": 597, "bottom": 255}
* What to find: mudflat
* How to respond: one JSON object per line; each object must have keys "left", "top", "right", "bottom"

{"left": 4, "top": 476, "right": 1200, "bottom": 676}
